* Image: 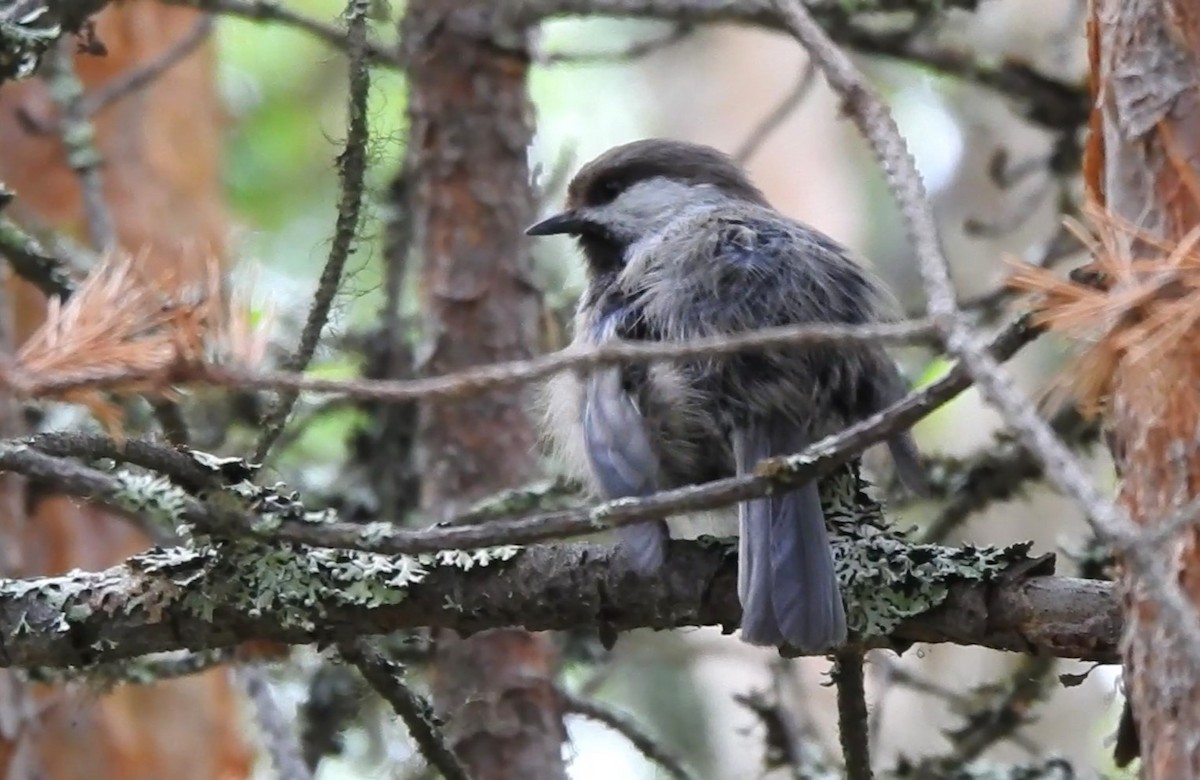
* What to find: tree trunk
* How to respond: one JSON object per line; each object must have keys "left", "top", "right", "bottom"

{"left": 402, "top": 2, "right": 568, "bottom": 777}
{"left": 1089, "top": 0, "right": 1200, "bottom": 774}
{"left": 0, "top": 4, "right": 251, "bottom": 778}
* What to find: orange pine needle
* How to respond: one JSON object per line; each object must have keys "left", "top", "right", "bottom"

{"left": 1007, "top": 199, "right": 1200, "bottom": 418}
{"left": 0, "top": 247, "right": 267, "bottom": 438}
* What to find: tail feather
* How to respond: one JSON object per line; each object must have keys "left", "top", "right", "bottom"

{"left": 738, "top": 487, "right": 779, "bottom": 643}
{"left": 734, "top": 421, "right": 847, "bottom": 652}
{"left": 617, "top": 520, "right": 669, "bottom": 575}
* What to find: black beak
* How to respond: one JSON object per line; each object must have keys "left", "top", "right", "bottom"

{"left": 525, "top": 211, "right": 585, "bottom": 237}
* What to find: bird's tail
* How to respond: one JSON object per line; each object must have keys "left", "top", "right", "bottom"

{"left": 734, "top": 420, "right": 847, "bottom": 652}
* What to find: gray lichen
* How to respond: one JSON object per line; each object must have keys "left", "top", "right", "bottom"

{"left": 127, "top": 534, "right": 520, "bottom": 634}
{"left": 454, "top": 476, "right": 584, "bottom": 524}
{"left": 21, "top": 648, "right": 232, "bottom": 687}
{"left": 113, "top": 464, "right": 523, "bottom": 633}
{"left": 114, "top": 471, "right": 193, "bottom": 536}
{"left": 820, "top": 464, "right": 1033, "bottom": 638}
{"left": 0, "top": 0, "right": 60, "bottom": 82}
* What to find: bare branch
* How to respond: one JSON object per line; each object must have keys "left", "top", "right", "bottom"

{"left": 233, "top": 664, "right": 315, "bottom": 780}
{"left": 41, "top": 40, "right": 115, "bottom": 252}
{"left": 162, "top": 0, "right": 402, "bottom": 67}
{"left": 559, "top": 687, "right": 696, "bottom": 780}
{"left": 23, "top": 648, "right": 235, "bottom": 686}
{"left": 736, "top": 674, "right": 834, "bottom": 778}
{"left": 833, "top": 649, "right": 872, "bottom": 780}
{"left": 909, "top": 654, "right": 1055, "bottom": 775}
{"left": 80, "top": 15, "right": 214, "bottom": 117}
{"left": 0, "top": 317, "right": 1035, "bottom": 559}
{"left": 537, "top": 23, "right": 694, "bottom": 65}
{"left": 12, "top": 317, "right": 937, "bottom": 404}
{"left": 734, "top": 59, "right": 819, "bottom": 164}
{"left": 917, "top": 406, "right": 1098, "bottom": 543}
{"left": 339, "top": 640, "right": 470, "bottom": 780}
{"left": 831, "top": 24, "right": 1088, "bottom": 133}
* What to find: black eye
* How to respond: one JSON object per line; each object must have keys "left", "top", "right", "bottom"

{"left": 592, "top": 178, "right": 624, "bottom": 204}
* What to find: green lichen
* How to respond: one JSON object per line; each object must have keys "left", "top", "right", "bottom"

{"left": 456, "top": 476, "right": 584, "bottom": 523}
{"left": 113, "top": 471, "right": 192, "bottom": 536}
{"left": 820, "top": 464, "right": 1033, "bottom": 638}
{"left": 124, "top": 532, "right": 523, "bottom": 634}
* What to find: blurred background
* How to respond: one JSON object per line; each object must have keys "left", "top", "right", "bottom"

{"left": 208, "top": 0, "right": 1115, "bottom": 776}
{"left": 0, "top": 0, "right": 1123, "bottom": 776}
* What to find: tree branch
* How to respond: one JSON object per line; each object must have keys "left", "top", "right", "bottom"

{"left": 254, "top": 0, "right": 371, "bottom": 461}
{"left": 0, "top": 316, "right": 1035, "bottom": 560}
{"left": 0, "top": 540, "right": 1121, "bottom": 669}
{"left": 559, "top": 687, "right": 696, "bottom": 780}
{"left": 834, "top": 649, "right": 872, "bottom": 780}
{"left": 339, "top": 640, "right": 470, "bottom": 780}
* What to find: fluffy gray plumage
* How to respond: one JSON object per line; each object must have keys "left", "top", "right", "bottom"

{"left": 528, "top": 138, "right": 925, "bottom": 653}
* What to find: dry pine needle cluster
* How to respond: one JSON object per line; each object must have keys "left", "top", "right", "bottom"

{"left": 1, "top": 250, "right": 266, "bottom": 438}
{"left": 1008, "top": 200, "right": 1200, "bottom": 423}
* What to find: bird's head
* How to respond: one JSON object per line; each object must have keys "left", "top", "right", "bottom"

{"left": 526, "top": 138, "right": 768, "bottom": 270}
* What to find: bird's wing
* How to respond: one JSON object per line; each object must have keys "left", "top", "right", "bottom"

{"left": 582, "top": 300, "right": 669, "bottom": 573}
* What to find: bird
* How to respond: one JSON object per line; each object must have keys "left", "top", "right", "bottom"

{"left": 527, "top": 138, "right": 925, "bottom": 653}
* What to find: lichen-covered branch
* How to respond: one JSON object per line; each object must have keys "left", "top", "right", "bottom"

{"left": 0, "top": 525, "right": 1120, "bottom": 670}
{"left": 0, "top": 216, "right": 76, "bottom": 299}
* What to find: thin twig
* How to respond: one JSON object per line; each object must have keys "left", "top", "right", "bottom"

{"left": 910, "top": 654, "right": 1055, "bottom": 776}
{"left": 340, "top": 639, "right": 470, "bottom": 780}
{"left": 298, "top": 661, "right": 367, "bottom": 770}
{"left": 737, "top": 658, "right": 833, "bottom": 778}
{"left": 0, "top": 317, "right": 1038, "bottom": 558}
{"left": 833, "top": 649, "right": 872, "bottom": 780}
{"left": 164, "top": 0, "right": 402, "bottom": 67}
{"left": 833, "top": 25, "right": 1088, "bottom": 133}
{"left": 538, "top": 23, "right": 693, "bottom": 65}
{"left": 233, "top": 664, "right": 315, "bottom": 780}
{"left": 956, "top": 221, "right": 1084, "bottom": 321}
{"left": 23, "top": 648, "right": 234, "bottom": 685}
{"left": 559, "top": 687, "right": 696, "bottom": 780}
{"left": 949, "top": 655, "right": 1054, "bottom": 765}
{"left": 917, "top": 406, "right": 1098, "bottom": 544}
{"left": 868, "top": 656, "right": 1041, "bottom": 756}
{"left": 0, "top": 217, "right": 76, "bottom": 299}
{"left": 23, "top": 431, "right": 226, "bottom": 490}
{"left": 41, "top": 41, "right": 115, "bottom": 252}
{"left": 80, "top": 16, "right": 214, "bottom": 117}
{"left": 254, "top": 0, "right": 371, "bottom": 462}
{"left": 13, "top": 317, "right": 938, "bottom": 403}
{"left": 734, "top": 59, "right": 818, "bottom": 164}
